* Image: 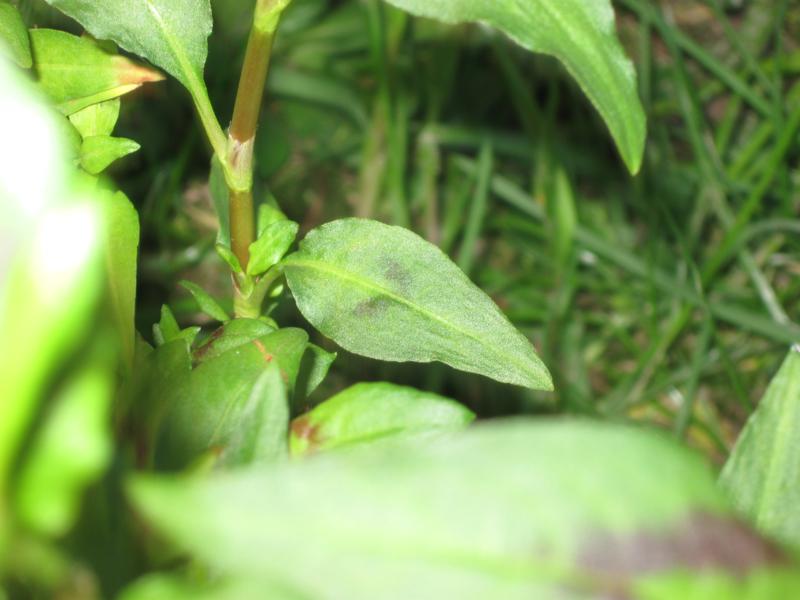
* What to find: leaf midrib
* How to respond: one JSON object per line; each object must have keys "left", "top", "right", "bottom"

{"left": 142, "top": 0, "right": 198, "bottom": 87}
{"left": 283, "top": 257, "right": 545, "bottom": 386}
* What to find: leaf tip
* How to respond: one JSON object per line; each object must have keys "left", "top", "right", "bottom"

{"left": 113, "top": 57, "right": 166, "bottom": 87}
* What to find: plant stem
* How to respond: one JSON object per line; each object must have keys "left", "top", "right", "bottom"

{"left": 226, "top": 0, "right": 290, "bottom": 270}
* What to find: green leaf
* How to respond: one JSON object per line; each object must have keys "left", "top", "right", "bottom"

{"left": 191, "top": 319, "right": 277, "bottom": 365}
{"left": 719, "top": 346, "right": 800, "bottom": 548}
{"left": 68, "top": 98, "right": 120, "bottom": 138}
{"left": 0, "top": 59, "right": 103, "bottom": 512}
{"left": 127, "top": 339, "right": 192, "bottom": 465}
{"left": 119, "top": 573, "right": 299, "bottom": 600}
{"left": 230, "top": 364, "right": 289, "bottom": 465}
{"left": 43, "top": 0, "right": 226, "bottom": 158}
{"left": 44, "top": 0, "right": 212, "bottom": 92}
{"left": 155, "top": 328, "right": 305, "bottom": 469}
{"left": 282, "top": 219, "right": 552, "bottom": 390}
{"left": 179, "top": 280, "right": 230, "bottom": 322}
{"left": 100, "top": 190, "right": 140, "bottom": 374}
{"left": 247, "top": 219, "right": 299, "bottom": 276}
{"left": 153, "top": 304, "right": 181, "bottom": 346}
{"left": 80, "top": 135, "right": 140, "bottom": 174}
{"left": 256, "top": 201, "right": 287, "bottom": 237}
{"left": 547, "top": 166, "right": 577, "bottom": 268}
{"left": 30, "top": 29, "right": 163, "bottom": 115}
{"left": 215, "top": 243, "right": 242, "bottom": 274}
{"left": 382, "top": 0, "right": 646, "bottom": 174}
{"left": 130, "top": 420, "right": 798, "bottom": 598}
{"left": 290, "top": 382, "right": 474, "bottom": 456}
{"left": 294, "top": 343, "right": 336, "bottom": 406}
{"left": 14, "top": 363, "right": 113, "bottom": 536}
{"left": 0, "top": 1, "right": 32, "bottom": 68}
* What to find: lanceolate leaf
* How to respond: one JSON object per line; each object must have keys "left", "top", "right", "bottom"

{"left": 719, "top": 346, "right": 800, "bottom": 548}
{"left": 282, "top": 219, "right": 552, "bottom": 390}
{"left": 44, "top": 0, "right": 212, "bottom": 91}
{"left": 382, "top": 0, "right": 646, "bottom": 174}
{"left": 179, "top": 280, "right": 230, "bottom": 323}
{"left": 30, "top": 29, "right": 163, "bottom": 115}
{"left": 130, "top": 420, "right": 798, "bottom": 599}
{"left": 290, "top": 382, "right": 474, "bottom": 456}
{"left": 100, "top": 190, "right": 140, "bottom": 375}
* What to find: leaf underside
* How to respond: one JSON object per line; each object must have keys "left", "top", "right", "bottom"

{"left": 382, "top": 0, "right": 646, "bottom": 174}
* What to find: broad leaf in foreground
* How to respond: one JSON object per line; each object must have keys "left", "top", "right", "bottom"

{"left": 0, "top": 58, "right": 103, "bottom": 516}
{"left": 290, "top": 382, "right": 474, "bottom": 455}
{"left": 282, "top": 219, "right": 552, "bottom": 390}
{"left": 383, "top": 0, "right": 646, "bottom": 174}
{"left": 130, "top": 420, "right": 798, "bottom": 599}
{"left": 14, "top": 363, "right": 112, "bottom": 536}
{"left": 720, "top": 346, "right": 800, "bottom": 548}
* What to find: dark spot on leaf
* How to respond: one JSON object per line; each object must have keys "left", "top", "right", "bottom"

{"left": 291, "top": 415, "right": 323, "bottom": 451}
{"left": 578, "top": 512, "right": 787, "bottom": 579}
{"left": 353, "top": 296, "right": 393, "bottom": 318}
{"left": 383, "top": 259, "right": 412, "bottom": 291}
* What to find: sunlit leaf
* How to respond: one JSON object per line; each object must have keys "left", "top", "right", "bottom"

{"left": 0, "top": 1, "right": 32, "bottom": 68}
{"left": 0, "top": 59, "right": 102, "bottom": 515}
{"left": 14, "top": 363, "right": 113, "bottom": 536}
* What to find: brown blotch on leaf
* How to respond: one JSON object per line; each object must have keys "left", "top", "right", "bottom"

{"left": 251, "top": 339, "right": 274, "bottom": 364}
{"left": 291, "top": 415, "right": 323, "bottom": 451}
{"left": 353, "top": 296, "right": 392, "bottom": 318}
{"left": 191, "top": 326, "right": 225, "bottom": 366}
{"left": 578, "top": 511, "right": 788, "bottom": 579}
{"left": 383, "top": 259, "right": 412, "bottom": 291}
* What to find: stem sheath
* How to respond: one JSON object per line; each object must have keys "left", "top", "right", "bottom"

{"left": 226, "top": 0, "right": 289, "bottom": 270}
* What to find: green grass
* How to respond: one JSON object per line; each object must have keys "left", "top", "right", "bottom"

{"left": 68, "top": 0, "right": 800, "bottom": 460}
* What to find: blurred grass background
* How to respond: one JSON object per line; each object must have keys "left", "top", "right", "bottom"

{"left": 21, "top": 0, "right": 800, "bottom": 461}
